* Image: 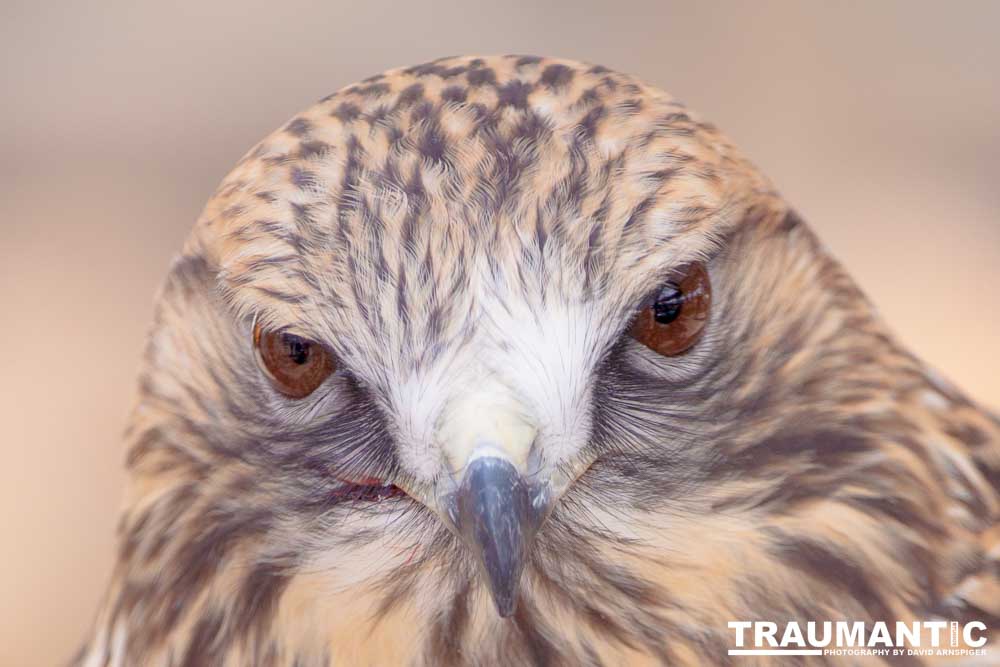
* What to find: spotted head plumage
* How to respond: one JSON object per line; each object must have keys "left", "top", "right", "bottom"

{"left": 79, "top": 55, "right": 1000, "bottom": 666}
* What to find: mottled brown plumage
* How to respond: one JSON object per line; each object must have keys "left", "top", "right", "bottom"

{"left": 78, "top": 56, "right": 1000, "bottom": 666}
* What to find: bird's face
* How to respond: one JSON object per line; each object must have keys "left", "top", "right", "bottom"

{"left": 127, "top": 57, "right": 878, "bottom": 660}
{"left": 241, "top": 224, "right": 725, "bottom": 617}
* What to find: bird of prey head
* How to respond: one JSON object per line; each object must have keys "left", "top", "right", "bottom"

{"left": 78, "top": 56, "right": 1000, "bottom": 666}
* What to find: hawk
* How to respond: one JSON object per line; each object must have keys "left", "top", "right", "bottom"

{"left": 77, "top": 56, "right": 1000, "bottom": 666}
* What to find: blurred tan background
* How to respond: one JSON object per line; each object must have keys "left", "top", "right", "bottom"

{"left": 1, "top": 1, "right": 998, "bottom": 664}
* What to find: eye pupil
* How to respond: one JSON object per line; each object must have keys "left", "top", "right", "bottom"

{"left": 285, "top": 335, "right": 310, "bottom": 364}
{"left": 653, "top": 287, "right": 683, "bottom": 324}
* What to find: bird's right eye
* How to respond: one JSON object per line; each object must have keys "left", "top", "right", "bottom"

{"left": 254, "top": 322, "right": 335, "bottom": 398}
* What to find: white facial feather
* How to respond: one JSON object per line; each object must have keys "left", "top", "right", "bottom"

{"left": 385, "top": 262, "right": 609, "bottom": 493}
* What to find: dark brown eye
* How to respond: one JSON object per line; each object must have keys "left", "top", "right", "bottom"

{"left": 253, "top": 323, "right": 335, "bottom": 398}
{"left": 631, "top": 263, "right": 712, "bottom": 356}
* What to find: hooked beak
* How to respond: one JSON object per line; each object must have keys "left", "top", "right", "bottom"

{"left": 444, "top": 457, "right": 551, "bottom": 617}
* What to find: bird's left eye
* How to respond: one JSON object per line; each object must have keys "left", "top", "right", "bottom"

{"left": 253, "top": 323, "right": 335, "bottom": 398}
{"left": 631, "top": 263, "right": 712, "bottom": 356}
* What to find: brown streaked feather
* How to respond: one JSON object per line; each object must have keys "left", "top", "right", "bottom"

{"left": 76, "top": 55, "right": 1000, "bottom": 666}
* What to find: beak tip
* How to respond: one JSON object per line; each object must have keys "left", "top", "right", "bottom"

{"left": 482, "top": 551, "right": 524, "bottom": 618}
{"left": 494, "top": 592, "right": 518, "bottom": 618}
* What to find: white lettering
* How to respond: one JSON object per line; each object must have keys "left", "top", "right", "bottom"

{"left": 780, "top": 622, "right": 806, "bottom": 647}
{"left": 836, "top": 622, "right": 864, "bottom": 647}
{"left": 868, "top": 622, "right": 892, "bottom": 647}
{"left": 925, "top": 621, "right": 947, "bottom": 646}
{"left": 964, "top": 621, "right": 987, "bottom": 648}
{"left": 807, "top": 621, "right": 832, "bottom": 647}
{"left": 728, "top": 622, "right": 751, "bottom": 647}
{"left": 755, "top": 622, "right": 779, "bottom": 648}
{"left": 895, "top": 621, "right": 920, "bottom": 647}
